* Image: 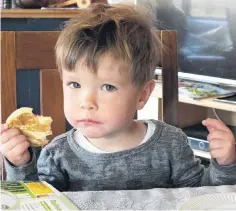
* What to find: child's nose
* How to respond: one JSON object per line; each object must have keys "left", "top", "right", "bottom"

{"left": 80, "top": 92, "right": 97, "bottom": 110}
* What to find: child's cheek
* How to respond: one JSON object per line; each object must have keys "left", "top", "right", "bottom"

{"left": 63, "top": 105, "right": 75, "bottom": 127}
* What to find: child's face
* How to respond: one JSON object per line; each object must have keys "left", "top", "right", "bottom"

{"left": 62, "top": 53, "right": 147, "bottom": 139}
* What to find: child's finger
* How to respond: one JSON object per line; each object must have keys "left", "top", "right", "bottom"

{"left": 0, "top": 135, "right": 27, "bottom": 155}
{"left": 205, "top": 125, "right": 215, "bottom": 133}
{"left": 0, "top": 128, "right": 21, "bottom": 144}
{"left": 8, "top": 141, "right": 30, "bottom": 157}
{"left": 210, "top": 148, "right": 223, "bottom": 159}
{"left": 207, "top": 130, "right": 228, "bottom": 142}
{"left": 208, "top": 138, "right": 224, "bottom": 150}
{"left": 202, "top": 118, "right": 230, "bottom": 133}
{"left": 0, "top": 124, "right": 8, "bottom": 134}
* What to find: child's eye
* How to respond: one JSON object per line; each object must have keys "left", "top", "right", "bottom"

{"left": 68, "top": 82, "right": 80, "bottom": 89}
{"left": 102, "top": 84, "right": 117, "bottom": 92}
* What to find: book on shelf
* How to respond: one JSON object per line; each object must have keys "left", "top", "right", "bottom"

{"left": 0, "top": 181, "right": 79, "bottom": 210}
{"left": 154, "top": 79, "right": 236, "bottom": 100}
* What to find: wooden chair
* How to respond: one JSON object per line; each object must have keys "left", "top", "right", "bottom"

{"left": 158, "top": 30, "right": 179, "bottom": 127}
{"left": 1, "top": 30, "right": 178, "bottom": 180}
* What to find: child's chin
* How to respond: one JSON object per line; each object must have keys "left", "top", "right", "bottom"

{"left": 78, "top": 127, "right": 114, "bottom": 139}
{"left": 81, "top": 131, "right": 106, "bottom": 139}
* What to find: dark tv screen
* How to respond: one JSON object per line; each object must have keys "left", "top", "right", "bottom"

{"left": 152, "top": 0, "right": 236, "bottom": 82}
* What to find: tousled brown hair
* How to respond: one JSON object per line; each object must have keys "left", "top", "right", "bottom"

{"left": 55, "top": 3, "right": 161, "bottom": 86}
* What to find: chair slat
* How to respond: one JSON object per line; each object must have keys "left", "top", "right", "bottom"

{"left": 40, "top": 69, "right": 66, "bottom": 140}
{"left": 161, "top": 30, "right": 179, "bottom": 127}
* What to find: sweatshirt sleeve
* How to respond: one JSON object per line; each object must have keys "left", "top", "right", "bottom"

{"left": 4, "top": 144, "right": 69, "bottom": 191}
{"left": 172, "top": 132, "right": 236, "bottom": 187}
{"left": 37, "top": 147, "right": 69, "bottom": 192}
{"left": 4, "top": 147, "right": 39, "bottom": 181}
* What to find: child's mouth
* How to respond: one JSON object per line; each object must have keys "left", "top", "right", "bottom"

{"left": 78, "top": 119, "right": 101, "bottom": 125}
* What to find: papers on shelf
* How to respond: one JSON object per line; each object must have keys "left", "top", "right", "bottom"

{"left": 154, "top": 79, "right": 236, "bottom": 100}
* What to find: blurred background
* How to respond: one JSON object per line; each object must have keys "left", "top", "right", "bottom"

{"left": 139, "top": 0, "right": 236, "bottom": 83}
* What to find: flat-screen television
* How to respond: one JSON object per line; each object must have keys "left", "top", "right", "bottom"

{"left": 148, "top": 0, "right": 236, "bottom": 86}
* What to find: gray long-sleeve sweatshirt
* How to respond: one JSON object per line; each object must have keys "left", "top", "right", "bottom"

{"left": 5, "top": 120, "right": 236, "bottom": 191}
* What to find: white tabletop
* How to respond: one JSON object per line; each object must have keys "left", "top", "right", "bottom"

{"left": 63, "top": 185, "right": 236, "bottom": 210}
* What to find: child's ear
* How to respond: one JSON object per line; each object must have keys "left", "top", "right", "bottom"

{"left": 136, "top": 80, "right": 155, "bottom": 110}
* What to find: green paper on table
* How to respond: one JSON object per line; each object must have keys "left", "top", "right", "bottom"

{"left": 0, "top": 181, "right": 79, "bottom": 210}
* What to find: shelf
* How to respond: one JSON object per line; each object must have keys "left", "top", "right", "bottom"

{"left": 193, "top": 149, "right": 211, "bottom": 159}
{"left": 1, "top": 9, "right": 83, "bottom": 18}
{"left": 152, "top": 85, "right": 236, "bottom": 112}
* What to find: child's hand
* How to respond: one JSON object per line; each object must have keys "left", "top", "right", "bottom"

{"left": 0, "top": 124, "right": 31, "bottom": 167}
{"left": 202, "top": 118, "right": 236, "bottom": 166}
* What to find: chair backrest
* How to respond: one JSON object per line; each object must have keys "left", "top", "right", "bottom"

{"left": 1, "top": 30, "right": 178, "bottom": 180}
{"left": 158, "top": 30, "right": 179, "bottom": 127}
